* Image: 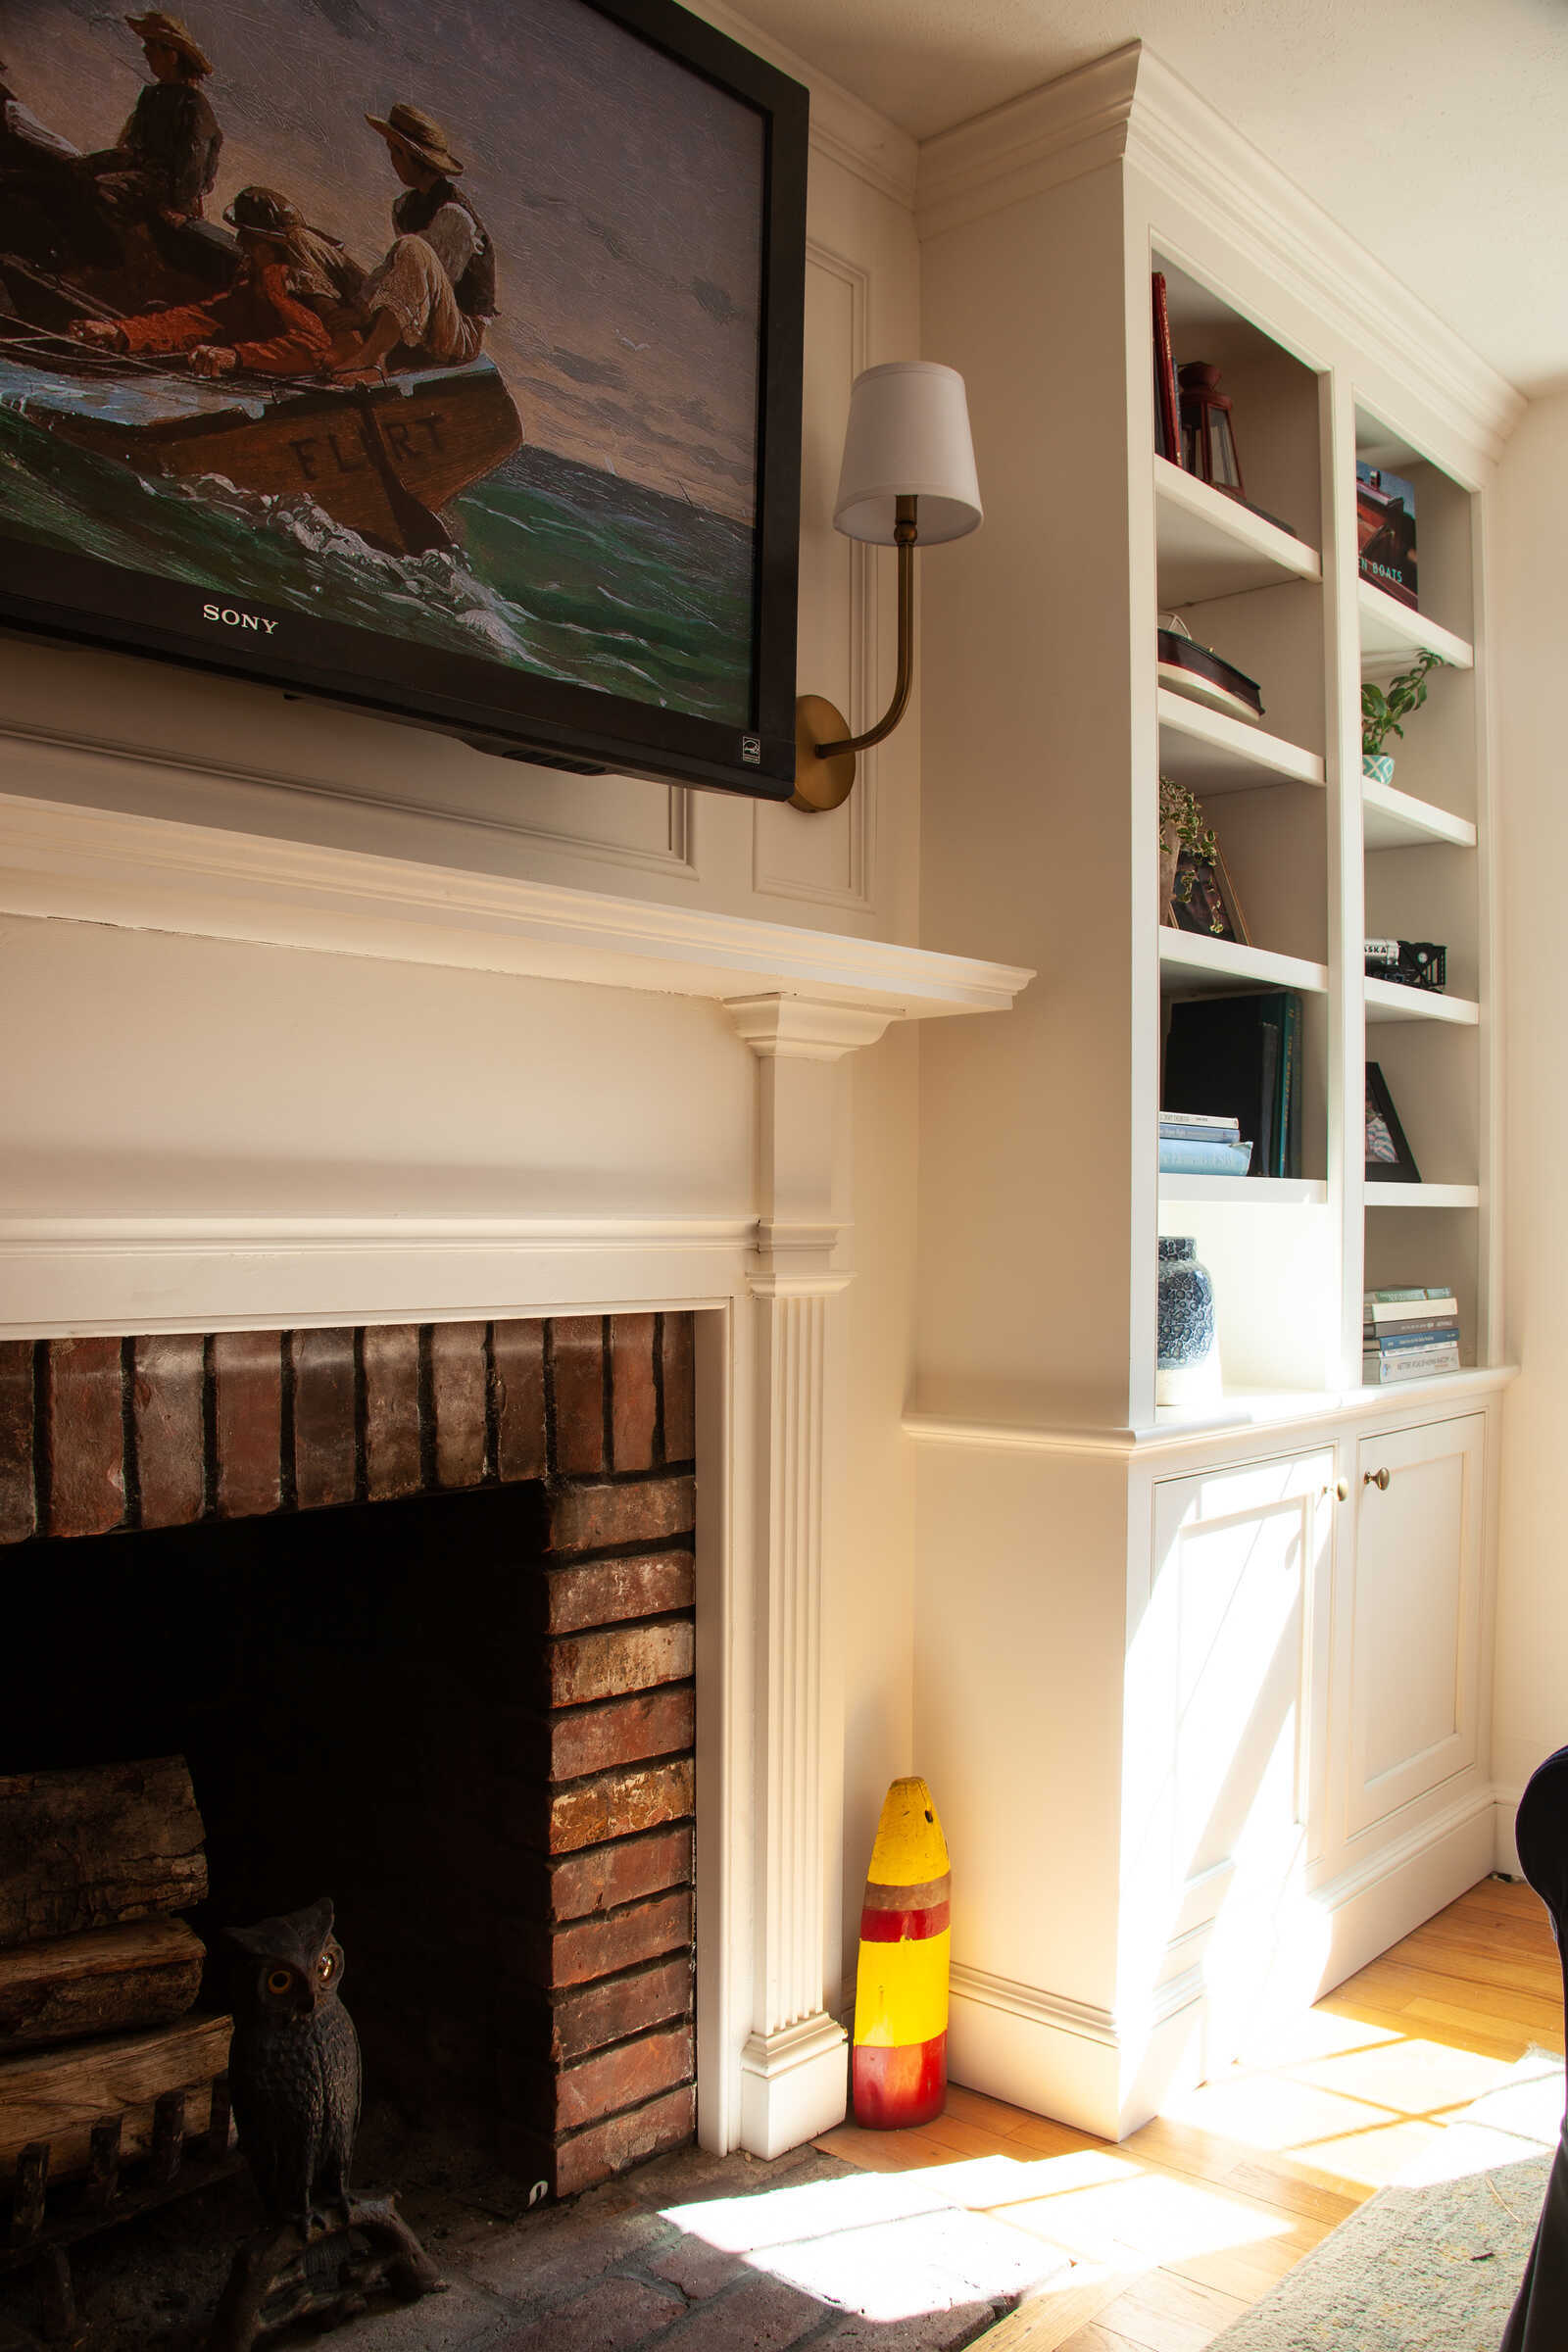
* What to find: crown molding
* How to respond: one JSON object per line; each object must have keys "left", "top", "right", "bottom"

{"left": 916, "top": 42, "right": 1141, "bottom": 245}
{"left": 692, "top": 0, "right": 918, "bottom": 211}
{"left": 916, "top": 40, "right": 1524, "bottom": 469}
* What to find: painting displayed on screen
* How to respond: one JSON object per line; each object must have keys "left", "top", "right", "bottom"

{"left": 0, "top": 0, "right": 775, "bottom": 739}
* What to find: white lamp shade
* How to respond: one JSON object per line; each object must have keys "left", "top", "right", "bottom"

{"left": 832, "top": 360, "right": 982, "bottom": 546}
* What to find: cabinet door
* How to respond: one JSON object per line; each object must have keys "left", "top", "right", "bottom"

{"left": 1345, "top": 1414, "right": 1485, "bottom": 1840}
{"left": 1141, "top": 1448, "right": 1336, "bottom": 1947}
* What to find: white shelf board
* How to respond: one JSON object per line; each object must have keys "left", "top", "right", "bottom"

{"left": 1159, "top": 928, "right": 1329, "bottom": 998}
{"left": 1364, "top": 1182, "right": 1480, "bottom": 1209}
{"left": 1157, "top": 689, "right": 1324, "bottom": 797}
{"left": 1357, "top": 580, "right": 1473, "bottom": 672}
{"left": 1362, "top": 777, "right": 1476, "bottom": 852}
{"left": 1159, "top": 1175, "right": 1328, "bottom": 1205}
{"left": 1364, "top": 976, "right": 1479, "bottom": 1026}
{"left": 1154, "top": 457, "right": 1322, "bottom": 605}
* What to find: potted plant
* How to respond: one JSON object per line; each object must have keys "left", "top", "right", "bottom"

{"left": 1361, "top": 648, "right": 1444, "bottom": 786}
{"left": 1158, "top": 774, "right": 1222, "bottom": 932}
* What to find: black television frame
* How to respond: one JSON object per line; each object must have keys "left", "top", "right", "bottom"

{"left": 0, "top": 0, "right": 808, "bottom": 802}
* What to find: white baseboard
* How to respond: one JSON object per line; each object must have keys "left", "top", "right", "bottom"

{"left": 949, "top": 1784, "right": 1506, "bottom": 2143}
{"left": 1311, "top": 1782, "right": 1500, "bottom": 1994}
{"left": 1494, "top": 1787, "right": 1525, "bottom": 1879}
{"left": 948, "top": 1962, "right": 1206, "bottom": 2141}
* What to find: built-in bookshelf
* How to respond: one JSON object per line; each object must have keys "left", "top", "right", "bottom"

{"left": 1152, "top": 261, "right": 1494, "bottom": 1412}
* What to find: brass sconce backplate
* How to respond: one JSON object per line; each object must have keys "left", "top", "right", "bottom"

{"left": 792, "top": 696, "right": 858, "bottom": 812}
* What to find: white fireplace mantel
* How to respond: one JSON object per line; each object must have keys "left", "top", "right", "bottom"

{"left": 0, "top": 790, "right": 1029, "bottom": 1021}
{"left": 0, "top": 783, "right": 1032, "bottom": 2166}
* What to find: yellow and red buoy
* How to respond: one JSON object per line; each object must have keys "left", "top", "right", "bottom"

{"left": 852, "top": 1776, "right": 951, "bottom": 2129}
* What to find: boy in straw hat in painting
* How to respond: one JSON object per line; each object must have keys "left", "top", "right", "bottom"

{"left": 80, "top": 14, "right": 222, "bottom": 231}
{"left": 333, "top": 102, "right": 496, "bottom": 375}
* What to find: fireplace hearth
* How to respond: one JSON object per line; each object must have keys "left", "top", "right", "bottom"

{"left": 0, "top": 1314, "right": 699, "bottom": 2340}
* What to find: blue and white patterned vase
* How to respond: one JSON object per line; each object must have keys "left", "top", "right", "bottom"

{"left": 1156, "top": 1237, "right": 1220, "bottom": 1406}
{"left": 1363, "top": 752, "right": 1396, "bottom": 787}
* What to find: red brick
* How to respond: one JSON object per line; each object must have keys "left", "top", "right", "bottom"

{"left": 551, "top": 2082, "right": 696, "bottom": 2198}
{"left": 363, "top": 1323, "right": 421, "bottom": 1500}
{"left": 654, "top": 2269, "right": 824, "bottom": 2351}
{"left": 552, "top": 1318, "right": 606, "bottom": 1475}
{"left": 290, "top": 1328, "right": 356, "bottom": 1511}
{"left": 548, "top": 1620, "right": 694, "bottom": 1708}
{"left": 662, "top": 1314, "right": 696, "bottom": 1463}
{"left": 548, "top": 1828, "right": 693, "bottom": 1923}
{"left": 132, "top": 1334, "right": 204, "bottom": 1530}
{"left": 431, "top": 1320, "right": 487, "bottom": 1487}
{"left": 544, "top": 1551, "right": 695, "bottom": 1634}
{"left": 549, "top": 1760, "right": 696, "bottom": 1856}
{"left": 494, "top": 1319, "right": 547, "bottom": 1483}
{"left": 548, "top": 1888, "right": 691, "bottom": 1986}
{"left": 610, "top": 1315, "right": 657, "bottom": 1472}
{"left": 46, "top": 1337, "right": 124, "bottom": 1538}
{"left": 0, "top": 1342, "right": 35, "bottom": 1544}
{"left": 213, "top": 1331, "right": 282, "bottom": 1518}
{"left": 554, "top": 2023, "right": 693, "bottom": 2133}
{"left": 490, "top": 2276, "right": 682, "bottom": 2352}
{"left": 552, "top": 1955, "right": 692, "bottom": 2064}
{"left": 549, "top": 1476, "right": 695, "bottom": 1556}
{"left": 549, "top": 1687, "right": 694, "bottom": 1784}
{"left": 650, "top": 2236, "right": 746, "bottom": 2301}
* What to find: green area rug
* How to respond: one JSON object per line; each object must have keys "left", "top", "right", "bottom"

{"left": 1207, "top": 2050, "right": 1563, "bottom": 2350}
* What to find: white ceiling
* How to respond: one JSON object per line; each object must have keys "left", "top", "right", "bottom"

{"left": 739, "top": 0, "right": 1568, "bottom": 397}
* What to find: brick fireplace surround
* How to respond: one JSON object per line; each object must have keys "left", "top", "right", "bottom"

{"left": 0, "top": 1312, "right": 700, "bottom": 2197}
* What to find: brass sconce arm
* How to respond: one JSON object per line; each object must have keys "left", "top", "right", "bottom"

{"left": 791, "top": 496, "right": 917, "bottom": 813}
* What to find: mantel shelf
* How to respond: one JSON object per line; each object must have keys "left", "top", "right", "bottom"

{"left": 1157, "top": 689, "right": 1324, "bottom": 797}
{"left": 1159, "top": 928, "right": 1329, "bottom": 998}
{"left": 1358, "top": 581, "right": 1474, "bottom": 673}
{"left": 0, "top": 791, "right": 1034, "bottom": 1023}
{"left": 1365, "top": 977, "right": 1479, "bottom": 1026}
{"left": 1365, "top": 1182, "right": 1480, "bottom": 1208}
{"left": 1154, "top": 458, "right": 1322, "bottom": 605}
{"left": 1362, "top": 777, "right": 1477, "bottom": 853}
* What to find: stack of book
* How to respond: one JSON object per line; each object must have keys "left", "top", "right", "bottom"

{"left": 1162, "top": 992, "right": 1302, "bottom": 1180}
{"left": 1362, "top": 1289, "right": 1460, "bottom": 1384}
{"left": 1159, "top": 1111, "right": 1251, "bottom": 1176}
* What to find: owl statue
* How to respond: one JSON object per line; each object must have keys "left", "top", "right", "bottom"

{"left": 226, "top": 1896, "right": 363, "bottom": 2227}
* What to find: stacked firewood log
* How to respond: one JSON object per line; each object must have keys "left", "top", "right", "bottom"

{"left": 0, "top": 1758, "right": 231, "bottom": 2192}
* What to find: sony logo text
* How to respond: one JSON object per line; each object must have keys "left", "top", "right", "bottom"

{"left": 202, "top": 604, "right": 278, "bottom": 636}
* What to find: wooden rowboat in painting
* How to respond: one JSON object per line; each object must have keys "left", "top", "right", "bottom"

{"left": 1, "top": 347, "right": 523, "bottom": 557}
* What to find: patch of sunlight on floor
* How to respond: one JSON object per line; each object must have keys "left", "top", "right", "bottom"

{"left": 1162, "top": 2069, "right": 1393, "bottom": 2150}
{"left": 659, "top": 2141, "right": 1296, "bottom": 2327}
{"left": 1277, "top": 2036, "right": 1515, "bottom": 2115}
{"left": 992, "top": 2167, "right": 1296, "bottom": 2267}
{"left": 1292, "top": 2115, "right": 1451, "bottom": 2188}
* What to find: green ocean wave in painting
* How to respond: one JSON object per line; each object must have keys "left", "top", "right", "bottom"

{"left": 0, "top": 385, "right": 754, "bottom": 724}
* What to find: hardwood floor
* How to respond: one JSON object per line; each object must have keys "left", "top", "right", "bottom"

{"left": 815, "top": 1877, "right": 1562, "bottom": 2351}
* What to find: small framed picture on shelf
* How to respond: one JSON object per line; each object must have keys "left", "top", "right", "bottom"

{"left": 1168, "top": 844, "right": 1250, "bottom": 945}
{"left": 1365, "top": 1062, "right": 1420, "bottom": 1183}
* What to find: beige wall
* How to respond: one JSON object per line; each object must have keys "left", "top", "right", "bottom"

{"left": 1493, "top": 388, "right": 1568, "bottom": 1819}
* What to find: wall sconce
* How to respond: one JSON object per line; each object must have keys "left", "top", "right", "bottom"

{"left": 793, "top": 360, "right": 982, "bottom": 813}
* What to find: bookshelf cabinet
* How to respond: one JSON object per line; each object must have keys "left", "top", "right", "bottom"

{"left": 912, "top": 43, "right": 1518, "bottom": 2141}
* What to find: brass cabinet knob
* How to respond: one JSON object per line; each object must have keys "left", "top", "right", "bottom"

{"left": 1364, "top": 1466, "right": 1392, "bottom": 1491}
{"left": 1336, "top": 1480, "right": 1349, "bottom": 1502}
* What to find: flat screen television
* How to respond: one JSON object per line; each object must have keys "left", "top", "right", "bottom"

{"left": 0, "top": 0, "right": 808, "bottom": 800}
